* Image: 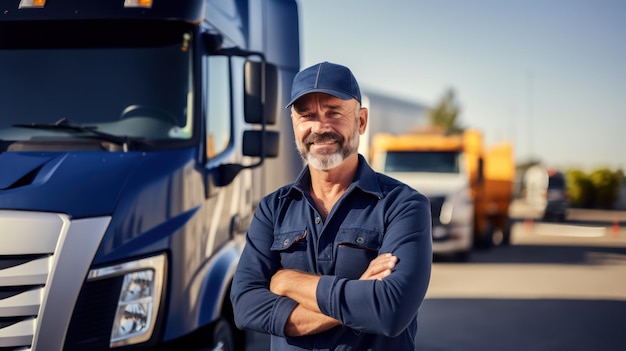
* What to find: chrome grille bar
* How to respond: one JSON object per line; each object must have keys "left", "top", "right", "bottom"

{"left": 0, "top": 211, "right": 110, "bottom": 351}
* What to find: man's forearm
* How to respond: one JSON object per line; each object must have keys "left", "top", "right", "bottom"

{"left": 284, "top": 304, "right": 341, "bottom": 336}
{"left": 271, "top": 269, "right": 321, "bottom": 312}
{"left": 271, "top": 270, "right": 342, "bottom": 336}
{"left": 270, "top": 254, "right": 398, "bottom": 336}
{"left": 271, "top": 254, "right": 397, "bottom": 309}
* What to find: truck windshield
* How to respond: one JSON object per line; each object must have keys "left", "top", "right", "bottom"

{"left": 0, "top": 20, "right": 194, "bottom": 150}
{"left": 384, "top": 151, "right": 461, "bottom": 173}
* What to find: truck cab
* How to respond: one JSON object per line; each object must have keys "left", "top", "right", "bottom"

{"left": 371, "top": 132, "right": 474, "bottom": 260}
{"left": 371, "top": 129, "right": 515, "bottom": 261}
{"left": 0, "top": 0, "right": 301, "bottom": 350}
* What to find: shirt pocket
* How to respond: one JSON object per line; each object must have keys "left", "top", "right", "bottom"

{"left": 271, "top": 228, "right": 309, "bottom": 271}
{"left": 335, "top": 227, "right": 382, "bottom": 279}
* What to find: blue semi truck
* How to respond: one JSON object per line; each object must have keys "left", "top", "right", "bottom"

{"left": 0, "top": 0, "right": 301, "bottom": 350}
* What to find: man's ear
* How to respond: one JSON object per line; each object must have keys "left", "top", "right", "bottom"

{"left": 358, "top": 107, "right": 368, "bottom": 135}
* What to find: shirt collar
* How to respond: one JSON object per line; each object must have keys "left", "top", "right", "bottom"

{"left": 284, "top": 154, "right": 383, "bottom": 200}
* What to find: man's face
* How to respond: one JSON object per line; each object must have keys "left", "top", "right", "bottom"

{"left": 291, "top": 93, "right": 367, "bottom": 170}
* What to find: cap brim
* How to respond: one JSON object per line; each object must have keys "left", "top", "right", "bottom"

{"left": 285, "top": 89, "right": 355, "bottom": 108}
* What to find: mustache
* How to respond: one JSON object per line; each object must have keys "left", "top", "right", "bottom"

{"left": 303, "top": 132, "right": 344, "bottom": 145}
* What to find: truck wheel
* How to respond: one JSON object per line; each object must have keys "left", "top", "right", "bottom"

{"left": 208, "top": 318, "right": 235, "bottom": 351}
{"left": 475, "top": 225, "right": 494, "bottom": 249}
{"left": 500, "top": 220, "right": 512, "bottom": 246}
{"left": 491, "top": 226, "right": 505, "bottom": 247}
{"left": 480, "top": 221, "right": 512, "bottom": 248}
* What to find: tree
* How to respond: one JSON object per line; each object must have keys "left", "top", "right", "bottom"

{"left": 566, "top": 169, "right": 593, "bottom": 208}
{"left": 427, "top": 88, "right": 464, "bottom": 134}
{"left": 589, "top": 168, "right": 620, "bottom": 209}
{"left": 565, "top": 167, "right": 621, "bottom": 209}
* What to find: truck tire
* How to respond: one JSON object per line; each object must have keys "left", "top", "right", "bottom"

{"left": 500, "top": 219, "right": 512, "bottom": 246}
{"left": 475, "top": 225, "right": 494, "bottom": 249}
{"left": 478, "top": 219, "right": 512, "bottom": 248}
{"left": 490, "top": 226, "right": 504, "bottom": 247}
{"left": 207, "top": 318, "right": 235, "bottom": 351}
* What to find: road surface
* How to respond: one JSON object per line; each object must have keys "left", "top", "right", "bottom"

{"left": 418, "top": 219, "right": 626, "bottom": 350}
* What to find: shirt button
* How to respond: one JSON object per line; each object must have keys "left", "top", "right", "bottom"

{"left": 315, "top": 217, "right": 321, "bottom": 224}
{"left": 356, "top": 237, "right": 365, "bottom": 244}
{"left": 283, "top": 239, "right": 290, "bottom": 245}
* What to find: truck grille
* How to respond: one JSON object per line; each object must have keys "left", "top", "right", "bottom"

{"left": 0, "top": 212, "right": 67, "bottom": 351}
{"left": 0, "top": 211, "right": 110, "bottom": 351}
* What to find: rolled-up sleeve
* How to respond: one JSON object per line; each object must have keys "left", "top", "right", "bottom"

{"left": 316, "top": 191, "right": 432, "bottom": 337}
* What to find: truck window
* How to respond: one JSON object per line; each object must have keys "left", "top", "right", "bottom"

{"left": 384, "top": 151, "right": 461, "bottom": 173}
{"left": 205, "top": 56, "right": 232, "bottom": 158}
{"left": 0, "top": 20, "right": 194, "bottom": 148}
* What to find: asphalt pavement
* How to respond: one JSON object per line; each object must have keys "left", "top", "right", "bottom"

{"left": 419, "top": 217, "right": 626, "bottom": 351}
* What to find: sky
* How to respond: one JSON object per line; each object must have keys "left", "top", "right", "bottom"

{"left": 296, "top": 0, "right": 626, "bottom": 171}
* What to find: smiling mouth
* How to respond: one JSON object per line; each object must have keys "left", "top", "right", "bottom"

{"left": 309, "top": 140, "right": 337, "bottom": 146}
{"left": 305, "top": 132, "right": 343, "bottom": 147}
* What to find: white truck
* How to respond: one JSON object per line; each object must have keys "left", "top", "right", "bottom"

{"left": 370, "top": 129, "right": 515, "bottom": 261}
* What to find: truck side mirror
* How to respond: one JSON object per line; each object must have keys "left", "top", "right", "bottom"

{"left": 243, "top": 130, "right": 279, "bottom": 157}
{"left": 244, "top": 60, "right": 278, "bottom": 125}
{"left": 214, "top": 131, "right": 279, "bottom": 186}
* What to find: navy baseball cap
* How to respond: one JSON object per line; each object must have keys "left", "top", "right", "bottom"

{"left": 286, "top": 61, "right": 361, "bottom": 108}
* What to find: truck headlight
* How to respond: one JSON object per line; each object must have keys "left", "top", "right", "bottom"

{"left": 113, "top": 270, "right": 154, "bottom": 340}
{"left": 88, "top": 254, "right": 166, "bottom": 348}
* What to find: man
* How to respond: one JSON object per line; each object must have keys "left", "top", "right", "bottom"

{"left": 230, "top": 61, "right": 432, "bottom": 350}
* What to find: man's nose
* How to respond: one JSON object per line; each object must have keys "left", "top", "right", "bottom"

{"left": 311, "top": 116, "right": 333, "bottom": 134}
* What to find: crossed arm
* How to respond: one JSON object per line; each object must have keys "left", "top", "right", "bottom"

{"left": 270, "top": 253, "right": 398, "bottom": 336}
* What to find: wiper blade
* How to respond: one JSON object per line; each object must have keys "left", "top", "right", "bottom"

{"left": 13, "top": 117, "right": 142, "bottom": 151}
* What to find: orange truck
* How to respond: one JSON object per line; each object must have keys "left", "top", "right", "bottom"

{"left": 370, "top": 129, "right": 515, "bottom": 261}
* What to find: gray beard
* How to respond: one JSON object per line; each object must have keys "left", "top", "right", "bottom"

{"left": 305, "top": 152, "right": 344, "bottom": 171}
{"left": 300, "top": 126, "right": 360, "bottom": 171}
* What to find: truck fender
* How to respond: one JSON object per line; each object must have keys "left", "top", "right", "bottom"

{"left": 194, "top": 240, "right": 241, "bottom": 327}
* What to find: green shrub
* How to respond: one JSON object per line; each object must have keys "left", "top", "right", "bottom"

{"left": 566, "top": 170, "right": 592, "bottom": 208}
{"left": 565, "top": 168, "right": 621, "bottom": 209}
{"left": 589, "top": 168, "right": 620, "bottom": 209}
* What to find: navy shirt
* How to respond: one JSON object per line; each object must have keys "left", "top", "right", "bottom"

{"left": 231, "top": 155, "right": 432, "bottom": 350}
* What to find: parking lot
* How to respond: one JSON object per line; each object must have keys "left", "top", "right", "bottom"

{"left": 418, "top": 213, "right": 626, "bottom": 351}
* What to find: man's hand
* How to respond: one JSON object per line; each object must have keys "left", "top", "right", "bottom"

{"left": 269, "top": 253, "right": 397, "bottom": 336}
{"left": 359, "top": 253, "right": 397, "bottom": 280}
